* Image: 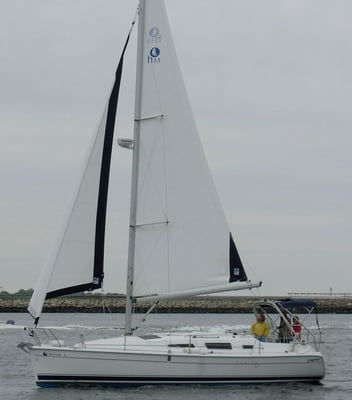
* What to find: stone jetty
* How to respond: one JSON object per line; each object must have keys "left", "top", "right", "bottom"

{"left": 0, "top": 294, "right": 352, "bottom": 313}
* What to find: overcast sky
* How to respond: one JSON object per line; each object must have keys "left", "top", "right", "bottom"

{"left": 0, "top": 0, "right": 351, "bottom": 295}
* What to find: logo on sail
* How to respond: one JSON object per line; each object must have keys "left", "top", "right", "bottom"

{"left": 149, "top": 27, "right": 160, "bottom": 39}
{"left": 147, "top": 26, "right": 161, "bottom": 63}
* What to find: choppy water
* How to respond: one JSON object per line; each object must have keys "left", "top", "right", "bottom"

{"left": 0, "top": 313, "right": 351, "bottom": 399}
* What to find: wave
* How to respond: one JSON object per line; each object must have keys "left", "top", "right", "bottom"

{"left": 40, "top": 325, "right": 124, "bottom": 331}
{"left": 169, "top": 324, "right": 251, "bottom": 333}
{"left": 0, "top": 322, "right": 124, "bottom": 331}
{"left": 1, "top": 321, "right": 347, "bottom": 332}
{"left": 0, "top": 323, "right": 25, "bottom": 330}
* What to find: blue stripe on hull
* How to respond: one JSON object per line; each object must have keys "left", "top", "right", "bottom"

{"left": 36, "top": 375, "right": 323, "bottom": 387}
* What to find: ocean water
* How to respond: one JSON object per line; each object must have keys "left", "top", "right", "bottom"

{"left": 0, "top": 312, "right": 351, "bottom": 399}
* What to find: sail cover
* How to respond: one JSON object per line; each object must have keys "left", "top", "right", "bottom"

{"left": 132, "top": 0, "right": 249, "bottom": 300}
{"left": 28, "top": 34, "right": 131, "bottom": 322}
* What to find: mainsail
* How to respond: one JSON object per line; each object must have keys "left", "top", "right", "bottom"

{"left": 27, "top": 32, "right": 131, "bottom": 323}
{"left": 130, "top": 0, "right": 251, "bottom": 302}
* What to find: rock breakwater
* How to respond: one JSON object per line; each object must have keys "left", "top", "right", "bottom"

{"left": 1, "top": 295, "right": 352, "bottom": 313}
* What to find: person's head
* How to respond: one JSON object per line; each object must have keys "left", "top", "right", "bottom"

{"left": 256, "top": 313, "right": 265, "bottom": 323}
{"left": 293, "top": 316, "right": 299, "bottom": 323}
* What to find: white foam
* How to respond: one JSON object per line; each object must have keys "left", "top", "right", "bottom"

{"left": 39, "top": 324, "right": 124, "bottom": 331}
{"left": 170, "top": 324, "right": 250, "bottom": 333}
{"left": 0, "top": 323, "right": 24, "bottom": 330}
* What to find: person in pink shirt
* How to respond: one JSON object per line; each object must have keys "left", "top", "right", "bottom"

{"left": 292, "top": 316, "right": 302, "bottom": 338}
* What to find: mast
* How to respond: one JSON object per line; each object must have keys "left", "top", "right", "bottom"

{"left": 125, "top": 0, "right": 146, "bottom": 336}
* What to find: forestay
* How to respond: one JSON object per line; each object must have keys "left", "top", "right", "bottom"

{"left": 132, "top": 0, "right": 250, "bottom": 300}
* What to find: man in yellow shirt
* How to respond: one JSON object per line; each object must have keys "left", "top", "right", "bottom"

{"left": 250, "top": 313, "right": 270, "bottom": 342}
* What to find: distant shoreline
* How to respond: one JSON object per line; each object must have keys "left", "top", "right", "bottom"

{"left": 1, "top": 294, "right": 352, "bottom": 313}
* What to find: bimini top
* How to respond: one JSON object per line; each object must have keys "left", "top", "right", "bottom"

{"left": 255, "top": 299, "right": 317, "bottom": 311}
{"left": 278, "top": 299, "right": 317, "bottom": 309}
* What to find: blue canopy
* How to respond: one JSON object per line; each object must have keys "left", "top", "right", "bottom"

{"left": 278, "top": 299, "right": 316, "bottom": 309}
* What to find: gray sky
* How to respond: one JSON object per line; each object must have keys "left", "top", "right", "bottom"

{"left": 1, "top": 0, "right": 351, "bottom": 295}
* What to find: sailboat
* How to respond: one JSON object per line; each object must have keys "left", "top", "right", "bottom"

{"left": 22, "top": 0, "right": 325, "bottom": 386}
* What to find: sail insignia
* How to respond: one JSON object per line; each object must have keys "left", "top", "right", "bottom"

{"left": 229, "top": 234, "right": 248, "bottom": 282}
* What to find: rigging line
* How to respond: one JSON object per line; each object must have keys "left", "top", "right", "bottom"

{"left": 148, "top": 7, "right": 171, "bottom": 300}
{"left": 100, "top": 288, "right": 112, "bottom": 314}
{"left": 135, "top": 122, "right": 169, "bottom": 222}
{"left": 132, "top": 301, "right": 159, "bottom": 332}
{"left": 134, "top": 221, "right": 169, "bottom": 228}
{"left": 138, "top": 3, "right": 168, "bottom": 219}
{"left": 132, "top": 226, "right": 168, "bottom": 295}
{"left": 150, "top": 10, "right": 171, "bottom": 291}
{"left": 242, "top": 257, "right": 263, "bottom": 292}
{"left": 133, "top": 6, "right": 173, "bottom": 223}
{"left": 101, "top": 289, "right": 105, "bottom": 314}
{"left": 160, "top": 98, "right": 171, "bottom": 294}
{"left": 146, "top": 39, "right": 171, "bottom": 294}
{"left": 129, "top": 4, "right": 139, "bottom": 36}
{"left": 135, "top": 114, "right": 164, "bottom": 122}
{"left": 254, "top": 286, "right": 262, "bottom": 298}
{"left": 152, "top": 3, "right": 167, "bottom": 120}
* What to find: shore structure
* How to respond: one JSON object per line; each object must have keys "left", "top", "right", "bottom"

{"left": 1, "top": 294, "right": 352, "bottom": 313}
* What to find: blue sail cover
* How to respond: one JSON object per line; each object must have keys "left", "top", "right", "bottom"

{"left": 279, "top": 299, "right": 317, "bottom": 309}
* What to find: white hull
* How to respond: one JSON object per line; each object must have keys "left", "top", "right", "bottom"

{"left": 29, "top": 333, "right": 325, "bottom": 386}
